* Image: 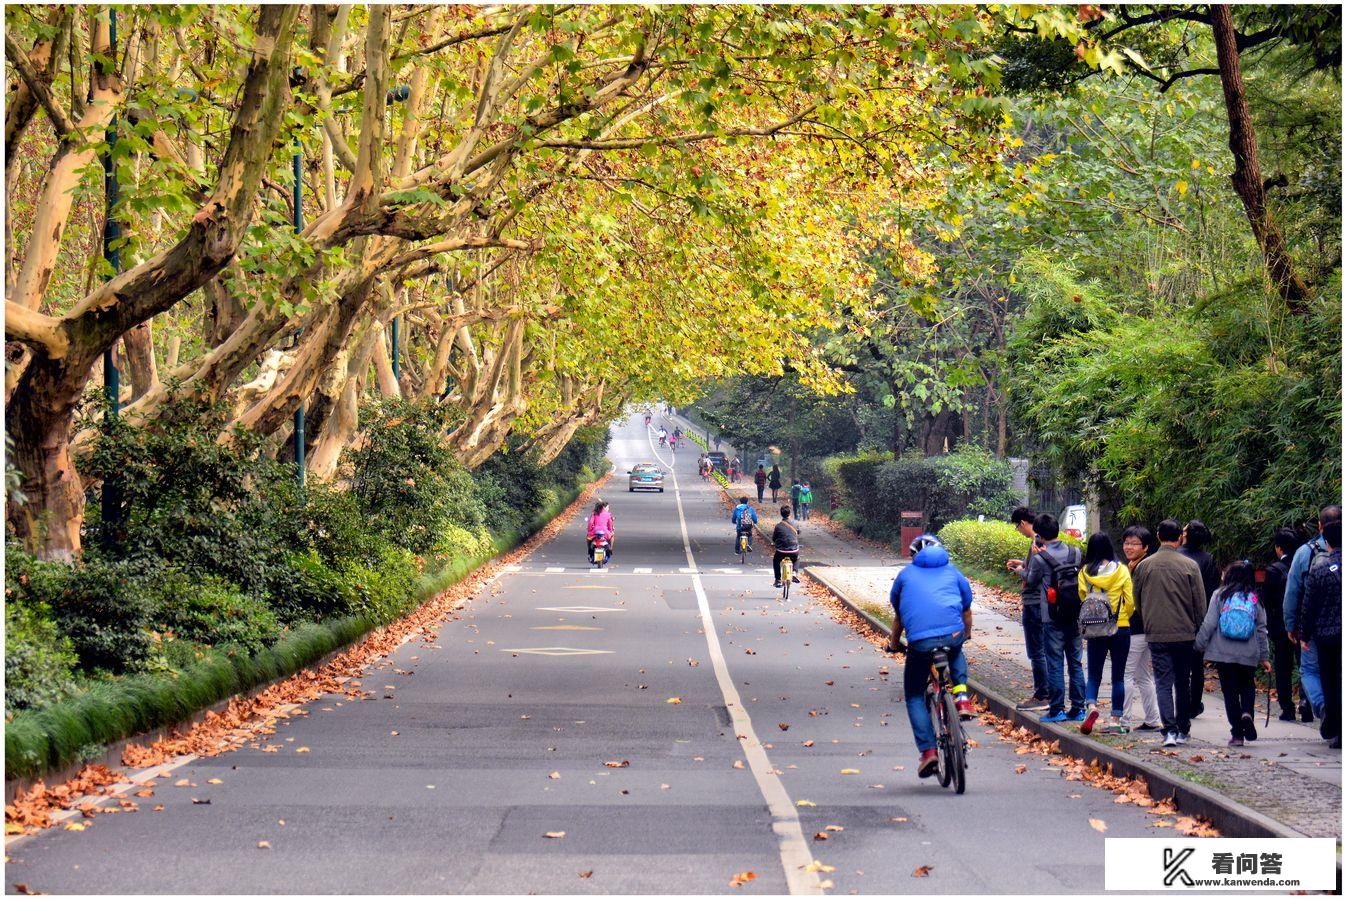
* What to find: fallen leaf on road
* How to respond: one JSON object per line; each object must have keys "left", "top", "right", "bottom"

{"left": 134, "top": 789, "right": 154, "bottom": 797}
{"left": 729, "top": 871, "right": 757, "bottom": 888}
{"left": 390, "top": 731, "right": 399, "bottom": 736}
{"left": 548, "top": 772, "right": 560, "bottom": 780}
{"left": 174, "top": 779, "right": 192, "bottom": 787}
{"left": 257, "top": 841, "right": 271, "bottom": 849}
{"left": 544, "top": 831, "right": 566, "bottom": 839}
{"left": 796, "top": 800, "right": 816, "bottom": 807}
{"left": 778, "top": 723, "right": 790, "bottom": 731}
{"left": 295, "top": 747, "right": 310, "bottom": 753}
{"left": 1089, "top": 818, "right": 1107, "bottom": 833}
{"left": 804, "top": 860, "right": 836, "bottom": 873}
{"left": 839, "top": 769, "right": 860, "bottom": 775}
{"left": 660, "top": 784, "right": 670, "bottom": 790}
{"left": 733, "top": 760, "right": 745, "bottom": 769}
{"left": 819, "top": 879, "right": 835, "bottom": 889}
{"left": 207, "top": 778, "right": 223, "bottom": 785}
{"left": 912, "top": 865, "right": 932, "bottom": 878}
{"left": 152, "top": 805, "right": 164, "bottom": 811}
{"left": 813, "top": 832, "right": 828, "bottom": 841}
{"left": 579, "top": 871, "right": 593, "bottom": 879}
{"left": 63, "top": 822, "right": 85, "bottom": 831}
{"left": 825, "top": 825, "right": 844, "bottom": 832}
{"left": 666, "top": 697, "right": 682, "bottom": 704}
{"left": 891, "top": 817, "right": 909, "bottom": 823}
{"left": 802, "top": 740, "right": 814, "bottom": 747}
{"left": 1014, "top": 764, "right": 1027, "bottom": 774}
{"left": 604, "top": 760, "right": 630, "bottom": 768}
{"left": 191, "top": 798, "right": 211, "bottom": 805}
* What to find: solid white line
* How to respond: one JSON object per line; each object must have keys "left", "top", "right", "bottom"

{"left": 655, "top": 423, "right": 821, "bottom": 896}
{"left": 545, "top": 566, "right": 566, "bottom": 573}
{"left": 633, "top": 567, "right": 652, "bottom": 574}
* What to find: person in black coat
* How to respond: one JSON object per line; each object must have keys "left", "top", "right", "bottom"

{"left": 1181, "top": 520, "right": 1220, "bottom": 718}
{"left": 1300, "top": 520, "right": 1342, "bottom": 747}
{"left": 1264, "top": 527, "right": 1304, "bottom": 720}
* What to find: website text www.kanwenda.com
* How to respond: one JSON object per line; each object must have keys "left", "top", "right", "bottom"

{"left": 1189, "top": 878, "right": 1302, "bottom": 887}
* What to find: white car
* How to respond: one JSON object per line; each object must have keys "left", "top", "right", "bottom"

{"left": 628, "top": 463, "right": 666, "bottom": 492}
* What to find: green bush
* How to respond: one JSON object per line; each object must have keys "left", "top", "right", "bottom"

{"left": 154, "top": 573, "right": 284, "bottom": 656}
{"left": 819, "top": 452, "right": 892, "bottom": 536}
{"left": 4, "top": 595, "right": 80, "bottom": 714}
{"left": 6, "top": 547, "right": 159, "bottom": 674}
{"left": 336, "top": 545, "right": 420, "bottom": 624}
{"left": 876, "top": 448, "right": 1019, "bottom": 533}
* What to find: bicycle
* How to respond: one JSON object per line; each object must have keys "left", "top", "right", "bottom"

{"left": 779, "top": 555, "right": 794, "bottom": 600}
{"left": 925, "top": 646, "right": 968, "bottom": 794}
{"left": 736, "top": 531, "right": 751, "bottom": 564}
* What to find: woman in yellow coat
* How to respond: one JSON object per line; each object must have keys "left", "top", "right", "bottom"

{"left": 1077, "top": 533, "right": 1135, "bottom": 735}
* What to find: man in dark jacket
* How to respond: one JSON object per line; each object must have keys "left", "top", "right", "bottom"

{"left": 1135, "top": 519, "right": 1209, "bottom": 747}
{"left": 1264, "top": 527, "right": 1303, "bottom": 721}
{"left": 1023, "top": 513, "right": 1085, "bottom": 723}
{"left": 1180, "top": 520, "right": 1220, "bottom": 719}
{"left": 754, "top": 466, "right": 767, "bottom": 502}
{"left": 771, "top": 505, "right": 801, "bottom": 588}
{"left": 1007, "top": 506, "right": 1049, "bottom": 710}
{"left": 1300, "top": 519, "right": 1341, "bottom": 748}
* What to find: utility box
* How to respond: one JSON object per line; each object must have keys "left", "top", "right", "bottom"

{"left": 900, "top": 511, "right": 925, "bottom": 558}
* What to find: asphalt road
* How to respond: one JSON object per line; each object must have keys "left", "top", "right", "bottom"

{"left": 6, "top": 413, "right": 1161, "bottom": 894}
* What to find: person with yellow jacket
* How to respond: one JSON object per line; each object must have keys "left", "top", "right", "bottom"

{"left": 1077, "top": 533, "right": 1135, "bottom": 735}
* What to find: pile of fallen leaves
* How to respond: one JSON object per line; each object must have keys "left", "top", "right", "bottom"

{"left": 805, "top": 569, "right": 1222, "bottom": 840}
{"left": 5, "top": 476, "right": 610, "bottom": 836}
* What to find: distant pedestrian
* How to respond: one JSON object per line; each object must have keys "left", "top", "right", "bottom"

{"left": 1134, "top": 519, "right": 1208, "bottom": 747}
{"left": 1077, "top": 533, "right": 1134, "bottom": 735}
{"left": 1263, "top": 527, "right": 1305, "bottom": 721}
{"left": 798, "top": 481, "right": 813, "bottom": 521}
{"left": 1299, "top": 518, "right": 1342, "bottom": 748}
{"left": 1180, "top": 520, "right": 1220, "bottom": 720}
{"left": 730, "top": 456, "right": 741, "bottom": 482}
{"left": 714, "top": 434, "right": 722, "bottom": 451}
{"left": 1024, "top": 513, "right": 1085, "bottom": 723}
{"left": 1284, "top": 505, "right": 1341, "bottom": 723}
{"left": 768, "top": 466, "right": 782, "bottom": 503}
{"left": 1195, "top": 561, "right": 1270, "bottom": 746}
{"left": 754, "top": 465, "right": 767, "bottom": 502}
{"left": 1120, "top": 525, "right": 1162, "bottom": 731}
{"left": 790, "top": 479, "right": 803, "bottom": 516}
{"left": 1007, "top": 506, "right": 1049, "bottom": 710}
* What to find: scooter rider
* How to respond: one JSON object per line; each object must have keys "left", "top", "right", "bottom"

{"left": 586, "top": 500, "right": 615, "bottom": 563}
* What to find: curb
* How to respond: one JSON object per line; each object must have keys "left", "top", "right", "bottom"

{"left": 805, "top": 566, "right": 1312, "bottom": 841}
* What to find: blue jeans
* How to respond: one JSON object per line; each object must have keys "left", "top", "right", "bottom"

{"left": 1300, "top": 641, "right": 1326, "bottom": 717}
{"left": 1044, "top": 619, "right": 1085, "bottom": 715}
{"left": 903, "top": 634, "right": 968, "bottom": 753}
{"left": 1085, "top": 627, "right": 1131, "bottom": 717}
{"left": 1022, "top": 604, "right": 1049, "bottom": 698}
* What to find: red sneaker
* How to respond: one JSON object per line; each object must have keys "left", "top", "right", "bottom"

{"left": 918, "top": 748, "right": 939, "bottom": 778}
{"left": 1080, "top": 706, "right": 1100, "bottom": 736}
{"left": 955, "top": 697, "right": 974, "bottom": 720}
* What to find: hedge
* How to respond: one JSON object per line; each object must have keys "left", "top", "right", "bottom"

{"left": 4, "top": 472, "right": 598, "bottom": 783}
{"left": 938, "top": 518, "right": 1086, "bottom": 590}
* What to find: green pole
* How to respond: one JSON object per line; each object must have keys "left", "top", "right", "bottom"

{"left": 390, "top": 315, "right": 400, "bottom": 380}
{"left": 292, "top": 143, "right": 305, "bottom": 485}
{"left": 100, "top": 8, "right": 121, "bottom": 540}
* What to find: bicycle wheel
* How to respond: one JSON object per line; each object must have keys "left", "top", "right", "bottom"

{"left": 928, "top": 690, "right": 952, "bottom": 787}
{"left": 942, "top": 691, "right": 967, "bottom": 794}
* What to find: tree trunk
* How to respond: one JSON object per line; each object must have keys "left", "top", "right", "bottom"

{"left": 121, "top": 320, "right": 158, "bottom": 401}
{"left": 1210, "top": 4, "right": 1310, "bottom": 311}
{"left": 6, "top": 386, "right": 83, "bottom": 561}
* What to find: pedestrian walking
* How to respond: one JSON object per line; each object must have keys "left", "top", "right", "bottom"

{"left": 1120, "top": 525, "right": 1162, "bottom": 731}
{"left": 799, "top": 481, "right": 813, "bottom": 521}
{"left": 1284, "top": 504, "right": 1341, "bottom": 723}
{"left": 1180, "top": 520, "right": 1220, "bottom": 720}
{"left": 1263, "top": 527, "right": 1304, "bottom": 721}
{"left": 730, "top": 455, "right": 742, "bottom": 482}
{"left": 1007, "top": 507, "right": 1050, "bottom": 710}
{"left": 1299, "top": 518, "right": 1341, "bottom": 748}
{"left": 1194, "top": 561, "right": 1271, "bottom": 746}
{"left": 1025, "top": 513, "right": 1086, "bottom": 723}
{"left": 1133, "top": 519, "right": 1209, "bottom": 747}
{"left": 768, "top": 465, "right": 782, "bottom": 503}
{"left": 754, "top": 465, "right": 767, "bottom": 502}
{"left": 1078, "top": 533, "right": 1134, "bottom": 735}
{"left": 790, "top": 478, "right": 803, "bottom": 515}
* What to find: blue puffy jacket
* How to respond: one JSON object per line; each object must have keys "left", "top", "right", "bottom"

{"left": 890, "top": 545, "right": 973, "bottom": 642}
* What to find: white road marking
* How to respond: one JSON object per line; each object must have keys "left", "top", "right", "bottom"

{"left": 499, "top": 647, "right": 613, "bottom": 656}
{"left": 678, "top": 566, "right": 698, "bottom": 574}
{"left": 654, "top": 423, "right": 821, "bottom": 895}
{"left": 633, "top": 567, "right": 652, "bottom": 574}
{"left": 536, "top": 606, "right": 625, "bottom": 613}
{"left": 545, "top": 566, "right": 566, "bottom": 573}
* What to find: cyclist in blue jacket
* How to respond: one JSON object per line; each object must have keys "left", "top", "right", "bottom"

{"left": 883, "top": 534, "right": 974, "bottom": 777}
{"left": 731, "top": 497, "right": 758, "bottom": 553}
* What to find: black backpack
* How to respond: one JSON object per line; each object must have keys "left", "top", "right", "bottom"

{"left": 1043, "top": 544, "right": 1083, "bottom": 627}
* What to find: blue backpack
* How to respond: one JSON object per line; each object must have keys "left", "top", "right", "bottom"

{"left": 1218, "top": 591, "right": 1258, "bottom": 641}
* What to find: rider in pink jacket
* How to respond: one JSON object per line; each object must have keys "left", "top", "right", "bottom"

{"left": 587, "top": 501, "right": 614, "bottom": 562}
